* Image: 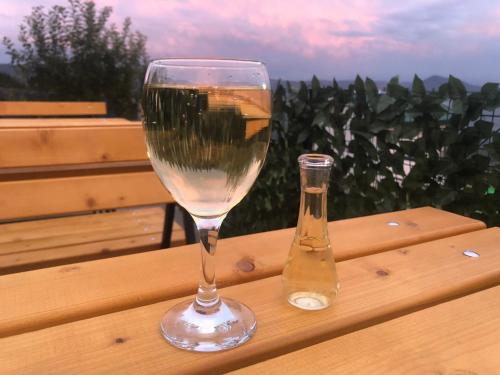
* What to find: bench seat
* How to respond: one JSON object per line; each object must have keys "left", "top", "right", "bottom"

{"left": 0, "top": 206, "right": 185, "bottom": 274}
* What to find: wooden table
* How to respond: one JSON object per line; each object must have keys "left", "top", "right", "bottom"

{"left": 0, "top": 207, "right": 499, "bottom": 374}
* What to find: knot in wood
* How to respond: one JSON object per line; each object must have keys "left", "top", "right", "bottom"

{"left": 236, "top": 257, "right": 255, "bottom": 272}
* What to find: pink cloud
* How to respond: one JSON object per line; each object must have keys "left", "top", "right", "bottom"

{"left": 462, "top": 5, "right": 500, "bottom": 38}
{"left": 98, "top": 0, "right": 397, "bottom": 60}
{"left": 2, "top": 0, "right": 485, "bottom": 60}
{"left": 2, "top": 0, "right": 500, "bottom": 81}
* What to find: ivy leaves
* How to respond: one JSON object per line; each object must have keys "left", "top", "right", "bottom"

{"left": 224, "top": 75, "right": 499, "bottom": 237}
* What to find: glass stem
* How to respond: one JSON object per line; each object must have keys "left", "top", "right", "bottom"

{"left": 192, "top": 215, "right": 226, "bottom": 313}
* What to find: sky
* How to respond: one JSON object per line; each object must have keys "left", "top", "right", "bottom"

{"left": 1, "top": 0, "right": 500, "bottom": 83}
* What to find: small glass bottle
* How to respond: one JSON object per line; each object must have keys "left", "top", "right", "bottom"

{"left": 282, "top": 154, "right": 339, "bottom": 310}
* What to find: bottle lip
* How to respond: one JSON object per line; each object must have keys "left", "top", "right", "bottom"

{"left": 298, "top": 153, "right": 334, "bottom": 168}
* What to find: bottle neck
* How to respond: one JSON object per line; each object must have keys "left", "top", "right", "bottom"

{"left": 296, "top": 170, "right": 330, "bottom": 241}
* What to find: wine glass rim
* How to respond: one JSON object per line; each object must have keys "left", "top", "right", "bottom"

{"left": 150, "top": 58, "right": 266, "bottom": 68}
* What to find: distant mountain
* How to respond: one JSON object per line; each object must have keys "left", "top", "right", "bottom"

{"left": 421, "top": 75, "right": 448, "bottom": 90}
{"left": 421, "top": 75, "right": 481, "bottom": 92}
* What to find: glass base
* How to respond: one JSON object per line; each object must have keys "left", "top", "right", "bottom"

{"left": 287, "top": 291, "right": 330, "bottom": 310}
{"left": 160, "top": 297, "right": 256, "bottom": 352}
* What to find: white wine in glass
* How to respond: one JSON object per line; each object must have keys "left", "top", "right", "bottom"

{"left": 142, "top": 59, "right": 271, "bottom": 352}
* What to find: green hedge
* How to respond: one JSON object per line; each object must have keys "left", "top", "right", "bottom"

{"left": 223, "top": 75, "right": 500, "bottom": 236}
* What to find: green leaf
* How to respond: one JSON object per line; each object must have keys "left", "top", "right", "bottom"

{"left": 296, "top": 128, "right": 309, "bottom": 144}
{"left": 451, "top": 99, "right": 464, "bottom": 115}
{"left": 376, "top": 95, "right": 396, "bottom": 114}
{"left": 401, "top": 125, "right": 421, "bottom": 140}
{"left": 438, "top": 83, "right": 449, "bottom": 97}
{"left": 474, "top": 120, "right": 493, "bottom": 138}
{"left": 448, "top": 75, "right": 467, "bottom": 99}
{"left": 389, "top": 76, "right": 399, "bottom": 85}
{"left": 387, "top": 81, "right": 408, "bottom": 99}
{"left": 311, "top": 75, "right": 320, "bottom": 98}
{"left": 295, "top": 100, "right": 306, "bottom": 115}
{"left": 297, "top": 81, "right": 308, "bottom": 101}
{"left": 312, "top": 110, "right": 328, "bottom": 127}
{"left": 439, "top": 190, "right": 458, "bottom": 206}
{"left": 351, "top": 130, "right": 373, "bottom": 140}
{"left": 442, "top": 128, "right": 459, "bottom": 146}
{"left": 480, "top": 82, "right": 499, "bottom": 99}
{"left": 365, "top": 77, "right": 378, "bottom": 110}
{"left": 370, "top": 121, "right": 391, "bottom": 133}
{"left": 483, "top": 143, "right": 499, "bottom": 162}
{"left": 464, "top": 154, "right": 490, "bottom": 173}
{"left": 412, "top": 74, "right": 426, "bottom": 97}
{"left": 354, "top": 75, "right": 365, "bottom": 95}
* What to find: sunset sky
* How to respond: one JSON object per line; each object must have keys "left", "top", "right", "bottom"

{"left": 1, "top": 0, "right": 500, "bottom": 83}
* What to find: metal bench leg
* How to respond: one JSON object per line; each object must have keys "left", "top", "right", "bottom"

{"left": 161, "top": 203, "right": 176, "bottom": 248}
{"left": 181, "top": 207, "right": 197, "bottom": 244}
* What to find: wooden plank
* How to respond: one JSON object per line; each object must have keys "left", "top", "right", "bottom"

{"left": 0, "top": 171, "right": 175, "bottom": 220}
{"left": 0, "top": 118, "right": 136, "bottom": 127}
{"left": 0, "top": 101, "right": 107, "bottom": 116}
{"left": 0, "top": 234, "right": 161, "bottom": 275}
{"left": 0, "top": 208, "right": 184, "bottom": 247}
{"left": 0, "top": 228, "right": 498, "bottom": 374}
{"left": 0, "top": 125, "right": 148, "bottom": 168}
{"left": 0, "top": 227, "right": 185, "bottom": 275}
{"left": 232, "top": 286, "right": 500, "bottom": 375}
{"left": 0, "top": 211, "right": 163, "bottom": 253}
{"left": 0, "top": 207, "right": 484, "bottom": 337}
{"left": 0, "top": 208, "right": 163, "bottom": 273}
{"left": 0, "top": 208, "right": 184, "bottom": 250}
{"left": 0, "top": 207, "right": 186, "bottom": 274}
{"left": 0, "top": 207, "right": 162, "bottom": 244}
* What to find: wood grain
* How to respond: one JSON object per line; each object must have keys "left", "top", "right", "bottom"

{"left": 232, "top": 286, "right": 500, "bottom": 375}
{"left": 0, "top": 207, "right": 484, "bottom": 337}
{"left": 0, "top": 228, "right": 498, "bottom": 374}
{"left": 0, "top": 101, "right": 107, "bottom": 116}
{"left": 0, "top": 207, "right": 162, "bottom": 245}
{"left": 0, "top": 171, "right": 174, "bottom": 220}
{"left": 0, "top": 207, "right": 185, "bottom": 274}
{"left": 0, "top": 118, "right": 135, "bottom": 128}
{"left": 0, "top": 125, "right": 147, "bottom": 168}
{"left": 0, "top": 208, "right": 184, "bottom": 249}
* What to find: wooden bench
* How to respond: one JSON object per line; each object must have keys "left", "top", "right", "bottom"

{"left": 0, "top": 101, "right": 107, "bottom": 117}
{"left": 0, "top": 118, "right": 195, "bottom": 275}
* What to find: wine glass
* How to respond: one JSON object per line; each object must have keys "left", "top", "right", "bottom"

{"left": 142, "top": 58, "right": 271, "bottom": 352}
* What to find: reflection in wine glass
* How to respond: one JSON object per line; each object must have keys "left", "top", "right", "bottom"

{"left": 142, "top": 59, "right": 271, "bottom": 352}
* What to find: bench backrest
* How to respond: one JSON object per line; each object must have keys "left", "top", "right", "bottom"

{"left": 0, "top": 121, "right": 173, "bottom": 221}
{"left": 0, "top": 101, "right": 107, "bottom": 117}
